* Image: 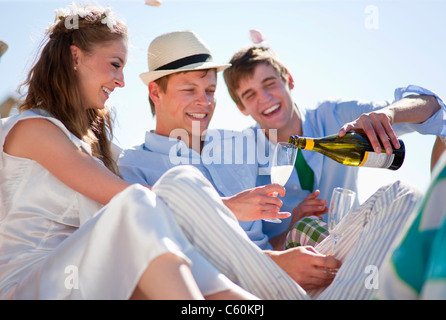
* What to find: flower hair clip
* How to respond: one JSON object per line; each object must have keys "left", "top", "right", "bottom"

{"left": 100, "top": 7, "right": 117, "bottom": 31}
{"left": 45, "top": 2, "right": 117, "bottom": 35}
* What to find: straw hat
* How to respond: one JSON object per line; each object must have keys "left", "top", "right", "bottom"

{"left": 139, "top": 30, "right": 230, "bottom": 85}
{"left": 0, "top": 41, "right": 8, "bottom": 58}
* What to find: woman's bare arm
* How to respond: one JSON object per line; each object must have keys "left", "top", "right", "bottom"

{"left": 3, "top": 118, "right": 132, "bottom": 205}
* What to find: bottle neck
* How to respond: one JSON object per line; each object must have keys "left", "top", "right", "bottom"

{"left": 303, "top": 138, "right": 314, "bottom": 150}
{"left": 289, "top": 136, "right": 314, "bottom": 150}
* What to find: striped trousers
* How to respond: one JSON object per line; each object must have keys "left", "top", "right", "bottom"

{"left": 154, "top": 166, "right": 423, "bottom": 300}
{"left": 314, "top": 180, "right": 423, "bottom": 299}
{"left": 153, "top": 166, "right": 309, "bottom": 300}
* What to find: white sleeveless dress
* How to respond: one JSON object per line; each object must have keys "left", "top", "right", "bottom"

{"left": 0, "top": 109, "right": 234, "bottom": 299}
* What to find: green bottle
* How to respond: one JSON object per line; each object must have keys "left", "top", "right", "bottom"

{"left": 288, "top": 131, "right": 405, "bottom": 170}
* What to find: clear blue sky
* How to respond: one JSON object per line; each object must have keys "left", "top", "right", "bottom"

{"left": 1, "top": 0, "right": 445, "bottom": 202}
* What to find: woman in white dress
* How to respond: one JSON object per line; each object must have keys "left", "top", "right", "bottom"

{"left": 0, "top": 3, "right": 312, "bottom": 300}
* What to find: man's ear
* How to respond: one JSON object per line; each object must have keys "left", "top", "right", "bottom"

{"left": 148, "top": 81, "right": 161, "bottom": 105}
{"left": 287, "top": 72, "right": 294, "bottom": 90}
{"left": 236, "top": 104, "right": 250, "bottom": 116}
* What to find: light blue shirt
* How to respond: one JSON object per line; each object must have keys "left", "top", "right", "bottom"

{"left": 118, "top": 129, "right": 274, "bottom": 249}
{"left": 257, "top": 85, "right": 446, "bottom": 239}
{"left": 118, "top": 85, "right": 446, "bottom": 250}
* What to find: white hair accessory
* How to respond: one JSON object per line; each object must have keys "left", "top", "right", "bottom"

{"left": 101, "top": 6, "right": 117, "bottom": 31}
{"left": 45, "top": 2, "right": 118, "bottom": 35}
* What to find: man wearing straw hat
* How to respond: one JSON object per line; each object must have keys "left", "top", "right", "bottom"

{"left": 120, "top": 30, "right": 293, "bottom": 229}
{"left": 118, "top": 30, "right": 341, "bottom": 291}
{"left": 125, "top": 32, "right": 330, "bottom": 254}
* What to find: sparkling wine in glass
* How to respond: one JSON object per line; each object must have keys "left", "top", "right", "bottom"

{"left": 265, "top": 142, "right": 298, "bottom": 223}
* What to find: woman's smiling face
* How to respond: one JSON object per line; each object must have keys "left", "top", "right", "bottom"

{"left": 72, "top": 38, "right": 128, "bottom": 110}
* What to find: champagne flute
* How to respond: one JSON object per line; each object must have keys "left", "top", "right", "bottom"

{"left": 328, "top": 187, "right": 356, "bottom": 256}
{"left": 264, "top": 142, "right": 298, "bottom": 223}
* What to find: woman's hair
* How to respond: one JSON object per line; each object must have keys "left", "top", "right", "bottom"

{"left": 223, "top": 46, "right": 289, "bottom": 110}
{"left": 19, "top": 4, "right": 127, "bottom": 175}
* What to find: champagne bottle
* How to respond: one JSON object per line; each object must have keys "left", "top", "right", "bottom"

{"left": 288, "top": 131, "right": 405, "bottom": 170}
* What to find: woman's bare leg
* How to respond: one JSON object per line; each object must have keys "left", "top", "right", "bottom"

{"left": 131, "top": 253, "right": 204, "bottom": 300}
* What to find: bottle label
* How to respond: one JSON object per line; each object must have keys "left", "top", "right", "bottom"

{"left": 359, "top": 151, "right": 395, "bottom": 168}
{"left": 304, "top": 138, "right": 314, "bottom": 150}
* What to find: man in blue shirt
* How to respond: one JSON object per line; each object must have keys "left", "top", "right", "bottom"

{"left": 118, "top": 30, "right": 293, "bottom": 248}
{"left": 223, "top": 45, "right": 446, "bottom": 249}
{"left": 118, "top": 30, "right": 443, "bottom": 292}
{"left": 119, "top": 30, "right": 345, "bottom": 290}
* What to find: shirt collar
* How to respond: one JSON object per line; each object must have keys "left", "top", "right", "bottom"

{"left": 294, "top": 104, "right": 322, "bottom": 186}
{"left": 298, "top": 105, "right": 315, "bottom": 138}
{"left": 144, "top": 130, "right": 201, "bottom": 160}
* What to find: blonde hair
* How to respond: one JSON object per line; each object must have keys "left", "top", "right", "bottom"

{"left": 19, "top": 4, "right": 127, "bottom": 175}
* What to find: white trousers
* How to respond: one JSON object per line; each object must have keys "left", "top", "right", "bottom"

{"left": 2, "top": 165, "right": 307, "bottom": 299}
{"left": 2, "top": 176, "right": 235, "bottom": 299}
